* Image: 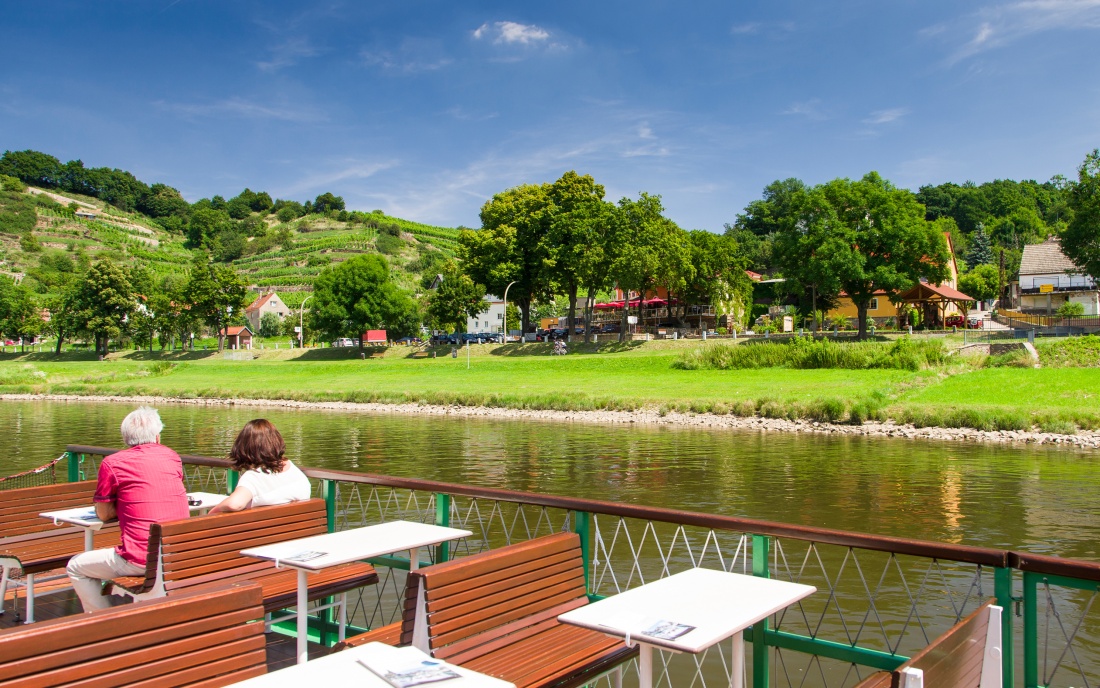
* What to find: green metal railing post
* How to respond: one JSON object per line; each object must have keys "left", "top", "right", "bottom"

{"left": 572, "top": 511, "right": 592, "bottom": 595}
{"left": 227, "top": 469, "right": 240, "bottom": 492}
{"left": 66, "top": 451, "right": 80, "bottom": 483}
{"left": 435, "top": 493, "right": 452, "bottom": 564}
{"left": 1022, "top": 571, "right": 1039, "bottom": 688}
{"left": 322, "top": 479, "right": 336, "bottom": 533}
{"left": 995, "top": 566, "right": 1016, "bottom": 688}
{"left": 751, "top": 534, "right": 771, "bottom": 688}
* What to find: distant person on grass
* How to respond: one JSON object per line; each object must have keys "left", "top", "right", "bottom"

{"left": 208, "top": 419, "right": 311, "bottom": 513}
{"left": 67, "top": 407, "right": 187, "bottom": 612}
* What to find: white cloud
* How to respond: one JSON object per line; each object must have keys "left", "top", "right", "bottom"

{"left": 361, "top": 37, "right": 454, "bottom": 74}
{"left": 781, "top": 99, "right": 826, "bottom": 120}
{"left": 863, "top": 107, "right": 909, "bottom": 125}
{"left": 638, "top": 122, "right": 655, "bottom": 139}
{"left": 473, "top": 21, "right": 551, "bottom": 45}
{"left": 730, "top": 21, "right": 795, "bottom": 36}
{"left": 155, "top": 97, "right": 325, "bottom": 123}
{"left": 444, "top": 106, "right": 499, "bottom": 121}
{"left": 256, "top": 38, "right": 319, "bottom": 72}
{"left": 277, "top": 159, "right": 397, "bottom": 197}
{"left": 926, "top": 0, "right": 1100, "bottom": 64}
{"left": 730, "top": 22, "right": 762, "bottom": 35}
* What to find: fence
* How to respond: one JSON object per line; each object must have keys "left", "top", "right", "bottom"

{"left": 996, "top": 310, "right": 1100, "bottom": 333}
{"left": 64, "top": 445, "right": 1100, "bottom": 688}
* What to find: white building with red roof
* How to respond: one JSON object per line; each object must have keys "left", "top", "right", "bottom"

{"left": 244, "top": 292, "right": 290, "bottom": 332}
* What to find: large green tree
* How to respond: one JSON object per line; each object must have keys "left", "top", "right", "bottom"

{"left": 609, "top": 193, "right": 682, "bottom": 340}
{"left": 185, "top": 252, "right": 246, "bottom": 351}
{"left": 819, "top": 173, "right": 951, "bottom": 339}
{"left": 65, "top": 260, "right": 136, "bottom": 355}
{"left": 459, "top": 183, "right": 553, "bottom": 334}
{"left": 682, "top": 230, "right": 751, "bottom": 330}
{"left": 310, "top": 254, "right": 418, "bottom": 349}
{"left": 1063, "top": 149, "right": 1100, "bottom": 281}
{"left": 0, "top": 277, "right": 43, "bottom": 351}
{"left": 958, "top": 264, "right": 999, "bottom": 305}
{"left": 426, "top": 261, "right": 486, "bottom": 333}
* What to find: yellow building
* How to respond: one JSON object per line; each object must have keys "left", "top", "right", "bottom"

{"left": 826, "top": 233, "right": 962, "bottom": 326}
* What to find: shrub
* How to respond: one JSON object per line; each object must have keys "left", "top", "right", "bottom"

{"left": 674, "top": 337, "right": 947, "bottom": 371}
{"left": 376, "top": 232, "right": 403, "bottom": 255}
{"left": 1037, "top": 335, "right": 1100, "bottom": 367}
{"left": 1057, "top": 301, "right": 1085, "bottom": 317}
{"left": 20, "top": 231, "right": 42, "bottom": 252}
{"left": 0, "top": 175, "right": 25, "bottom": 192}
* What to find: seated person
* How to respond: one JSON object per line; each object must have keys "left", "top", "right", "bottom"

{"left": 208, "top": 419, "right": 311, "bottom": 513}
{"left": 67, "top": 407, "right": 188, "bottom": 612}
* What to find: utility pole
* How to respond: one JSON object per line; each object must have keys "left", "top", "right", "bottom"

{"left": 299, "top": 295, "right": 313, "bottom": 348}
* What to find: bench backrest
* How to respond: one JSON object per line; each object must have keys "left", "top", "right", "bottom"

{"left": 0, "top": 581, "right": 266, "bottom": 687}
{"left": 404, "top": 532, "right": 589, "bottom": 662}
{"left": 854, "top": 600, "right": 1002, "bottom": 688}
{"left": 153, "top": 498, "right": 328, "bottom": 592}
{"left": 0, "top": 481, "right": 98, "bottom": 538}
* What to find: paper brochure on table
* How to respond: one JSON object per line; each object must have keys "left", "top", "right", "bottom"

{"left": 359, "top": 650, "right": 461, "bottom": 687}
{"left": 642, "top": 619, "right": 697, "bottom": 641}
{"left": 282, "top": 550, "right": 327, "bottom": 563}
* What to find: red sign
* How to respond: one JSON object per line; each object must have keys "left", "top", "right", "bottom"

{"left": 362, "top": 330, "right": 387, "bottom": 343}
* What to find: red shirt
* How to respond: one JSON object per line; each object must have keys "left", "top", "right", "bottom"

{"left": 93, "top": 443, "right": 189, "bottom": 565}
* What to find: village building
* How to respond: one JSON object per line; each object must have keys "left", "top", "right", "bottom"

{"left": 468, "top": 295, "right": 506, "bottom": 333}
{"left": 1015, "top": 237, "right": 1098, "bottom": 315}
{"left": 218, "top": 325, "right": 253, "bottom": 350}
{"left": 244, "top": 292, "right": 290, "bottom": 332}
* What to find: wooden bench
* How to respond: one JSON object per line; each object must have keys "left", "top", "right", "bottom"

{"left": 367, "top": 350, "right": 386, "bottom": 359}
{"left": 855, "top": 600, "right": 1002, "bottom": 688}
{"left": 409, "top": 351, "right": 431, "bottom": 359}
{"left": 341, "top": 532, "right": 638, "bottom": 688}
{"left": 0, "top": 580, "right": 267, "bottom": 687}
{"left": 107, "top": 499, "right": 379, "bottom": 616}
{"left": 0, "top": 481, "right": 120, "bottom": 623}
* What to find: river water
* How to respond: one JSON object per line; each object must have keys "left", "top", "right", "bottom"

{"left": 2, "top": 399, "right": 1099, "bottom": 684}
{"left": 3, "top": 399, "right": 1097, "bottom": 560}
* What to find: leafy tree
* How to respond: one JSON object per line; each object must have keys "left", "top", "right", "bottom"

{"left": 1063, "top": 149, "right": 1100, "bottom": 281}
{"left": 545, "top": 171, "right": 613, "bottom": 340}
{"left": 1, "top": 174, "right": 25, "bottom": 192}
{"left": 682, "top": 230, "right": 751, "bottom": 329}
{"left": 185, "top": 253, "right": 246, "bottom": 351}
{"left": 258, "top": 312, "right": 283, "bottom": 338}
{"left": 225, "top": 197, "right": 252, "bottom": 220}
{"left": 958, "top": 264, "right": 999, "bottom": 304}
{"left": 313, "top": 192, "right": 345, "bottom": 214}
{"left": 138, "top": 183, "right": 190, "bottom": 219}
{"left": 965, "top": 224, "right": 994, "bottom": 268}
{"left": 1057, "top": 301, "right": 1085, "bottom": 317}
{"left": 819, "top": 173, "right": 950, "bottom": 339}
{"left": 460, "top": 183, "right": 553, "bottom": 333}
{"left": 187, "top": 207, "right": 234, "bottom": 248}
{"left": 609, "top": 192, "right": 680, "bottom": 340}
{"left": 310, "top": 254, "right": 418, "bottom": 348}
{"left": 65, "top": 260, "right": 136, "bottom": 355}
{"left": 0, "top": 150, "right": 64, "bottom": 187}
{"left": 0, "top": 277, "right": 43, "bottom": 351}
{"left": 426, "top": 261, "right": 486, "bottom": 333}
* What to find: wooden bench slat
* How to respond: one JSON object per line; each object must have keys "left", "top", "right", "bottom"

{"left": 852, "top": 671, "right": 892, "bottom": 688}
{"left": 420, "top": 533, "right": 579, "bottom": 588}
{"left": 435, "top": 598, "right": 588, "bottom": 664}
{"left": 429, "top": 577, "right": 586, "bottom": 647}
{"left": 158, "top": 499, "right": 322, "bottom": 536}
{"left": 427, "top": 549, "right": 578, "bottom": 601}
{"left": 427, "top": 563, "right": 582, "bottom": 623}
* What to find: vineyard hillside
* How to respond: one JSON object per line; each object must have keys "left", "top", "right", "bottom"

{"left": 0, "top": 185, "right": 462, "bottom": 309}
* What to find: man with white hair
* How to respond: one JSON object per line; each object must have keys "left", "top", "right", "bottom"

{"left": 66, "top": 406, "right": 188, "bottom": 611}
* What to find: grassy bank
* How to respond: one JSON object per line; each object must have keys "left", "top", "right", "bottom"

{"left": 1, "top": 339, "right": 1098, "bottom": 433}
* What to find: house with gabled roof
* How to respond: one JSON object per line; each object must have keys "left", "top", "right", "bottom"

{"left": 244, "top": 292, "right": 290, "bottom": 331}
{"left": 1015, "top": 237, "right": 1098, "bottom": 315}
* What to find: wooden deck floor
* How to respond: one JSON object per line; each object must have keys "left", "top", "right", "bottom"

{"left": 1, "top": 587, "right": 336, "bottom": 670}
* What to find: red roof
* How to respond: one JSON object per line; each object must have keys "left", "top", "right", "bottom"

{"left": 746, "top": 270, "right": 762, "bottom": 282}
{"left": 245, "top": 293, "right": 277, "bottom": 313}
{"left": 220, "top": 326, "right": 253, "bottom": 336}
{"left": 898, "top": 282, "right": 974, "bottom": 302}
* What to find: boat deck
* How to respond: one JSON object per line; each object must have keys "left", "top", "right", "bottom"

{"left": 1, "top": 586, "right": 336, "bottom": 672}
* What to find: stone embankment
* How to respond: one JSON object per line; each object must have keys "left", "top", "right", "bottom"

{"left": 4, "top": 393, "right": 1099, "bottom": 450}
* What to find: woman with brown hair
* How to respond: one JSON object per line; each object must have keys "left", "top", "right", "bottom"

{"left": 208, "top": 419, "right": 311, "bottom": 514}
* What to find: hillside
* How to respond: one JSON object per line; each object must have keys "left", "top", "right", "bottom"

{"left": 0, "top": 183, "right": 461, "bottom": 309}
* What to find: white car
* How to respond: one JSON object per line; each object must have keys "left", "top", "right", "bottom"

{"left": 331, "top": 338, "right": 356, "bottom": 347}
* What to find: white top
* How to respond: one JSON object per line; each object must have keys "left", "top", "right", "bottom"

{"left": 229, "top": 642, "right": 515, "bottom": 687}
{"left": 558, "top": 568, "right": 816, "bottom": 653}
{"left": 237, "top": 461, "right": 311, "bottom": 507}
{"left": 240, "top": 520, "right": 473, "bottom": 571}
{"left": 40, "top": 492, "right": 226, "bottom": 531}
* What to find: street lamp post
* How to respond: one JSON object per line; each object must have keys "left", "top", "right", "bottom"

{"left": 502, "top": 281, "right": 517, "bottom": 343}
{"left": 299, "top": 295, "right": 313, "bottom": 348}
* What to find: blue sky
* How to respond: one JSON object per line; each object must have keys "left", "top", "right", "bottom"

{"left": 3, "top": 1, "right": 1099, "bottom": 231}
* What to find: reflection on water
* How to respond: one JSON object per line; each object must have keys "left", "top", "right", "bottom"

{"left": 2, "top": 399, "right": 1098, "bottom": 561}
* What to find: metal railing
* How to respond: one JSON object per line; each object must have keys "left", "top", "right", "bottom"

{"left": 996, "top": 310, "right": 1100, "bottom": 332}
{"left": 64, "top": 445, "right": 1100, "bottom": 688}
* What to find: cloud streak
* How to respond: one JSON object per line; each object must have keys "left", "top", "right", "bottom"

{"left": 473, "top": 21, "right": 550, "bottom": 45}
{"left": 256, "top": 38, "right": 320, "bottom": 72}
{"left": 926, "top": 0, "right": 1100, "bottom": 64}
{"left": 863, "top": 107, "right": 909, "bottom": 125}
{"left": 155, "top": 97, "right": 325, "bottom": 123}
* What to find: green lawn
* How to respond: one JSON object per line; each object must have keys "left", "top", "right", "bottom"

{"left": 1, "top": 341, "right": 1097, "bottom": 430}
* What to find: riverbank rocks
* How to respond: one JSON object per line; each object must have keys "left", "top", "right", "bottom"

{"left": 3, "top": 393, "right": 1098, "bottom": 450}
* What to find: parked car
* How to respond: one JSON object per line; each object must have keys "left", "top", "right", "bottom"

{"left": 395, "top": 336, "right": 422, "bottom": 345}
{"left": 967, "top": 316, "right": 983, "bottom": 329}
{"left": 599, "top": 323, "right": 621, "bottom": 334}
{"left": 430, "top": 333, "right": 458, "bottom": 345}
{"left": 944, "top": 315, "right": 965, "bottom": 328}
{"left": 331, "top": 338, "right": 356, "bottom": 348}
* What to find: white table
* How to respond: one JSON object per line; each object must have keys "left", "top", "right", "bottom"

{"left": 558, "top": 568, "right": 816, "bottom": 688}
{"left": 240, "top": 520, "right": 473, "bottom": 665}
{"left": 39, "top": 491, "right": 227, "bottom": 551}
{"left": 229, "top": 641, "right": 514, "bottom": 687}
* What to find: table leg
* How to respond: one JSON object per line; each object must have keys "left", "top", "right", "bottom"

{"left": 296, "top": 569, "right": 308, "bottom": 664}
{"left": 638, "top": 643, "right": 653, "bottom": 688}
{"left": 338, "top": 592, "right": 347, "bottom": 642}
{"left": 84, "top": 529, "right": 94, "bottom": 552}
{"left": 409, "top": 546, "right": 420, "bottom": 571}
{"left": 731, "top": 629, "right": 744, "bottom": 688}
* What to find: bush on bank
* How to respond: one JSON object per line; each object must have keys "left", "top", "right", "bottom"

{"left": 674, "top": 337, "right": 947, "bottom": 371}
